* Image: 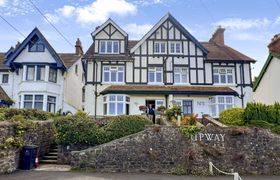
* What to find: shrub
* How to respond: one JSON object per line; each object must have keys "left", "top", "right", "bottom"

{"left": 219, "top": 108, "right": 245, "bottom": 126}
{"left": 248, "top": 120, "right": 274, "bottom": 129}
{"left": 272, "top": 125, "right": 280, "bottom": 134}
{"left": 166, "top": 105, "right": 182, "bottom": 120}
{"left": 0, "top": 108, "right": 52, "bottom": 121}
{"left": 157, "top": 106, "right": 166, "bottom": 114}
{"left": 181, "top": 113, "right": 198, "bottom": 126}
{"left": 103, "top": 115, "right": 152, "bottom": 143}
{"left": 179, "top": 125, "right": 201, "bottom": 138}
{"left": 54, "top": 114, "right": 98, "bottom": 145}
{"left": 243, "top": 102, "right": 270, "bottom": 124}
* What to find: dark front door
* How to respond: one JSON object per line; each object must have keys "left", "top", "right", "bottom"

{"left": 182, "top": 100, "right": 193, "bottom": 115}
{"left": 146, "top": 100, "right": 155, "bottom": 110}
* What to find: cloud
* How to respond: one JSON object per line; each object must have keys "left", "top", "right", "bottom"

{"left": 75, "top": 0, "right": 137, "bottom": 24}
{"left": 0, "top": 0, "right": 6, "bottom": 7}
{"left": 123, "top": 23, "right": 153, "bottom": 39}
{"left": 43, "top": 0, "right": 137, "bottom": 25}
{"left": 230, "top": 32, "right": 265, "bottom": 41}
{"left": 214, "top": 18, "right": 271, "bottom": 30}
{"left": 57, "top": 5, "right": 75, "bottom": 18}
{"left": 134, "top": 0, "right": 172, "bottom": 6}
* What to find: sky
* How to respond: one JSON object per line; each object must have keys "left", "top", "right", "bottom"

{"left": 1, "top": 0, "right": 280, "bottom": 77}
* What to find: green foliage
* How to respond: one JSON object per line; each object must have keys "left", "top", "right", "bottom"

{"left": 248, "top": 120, "right": 274, "bottom": 129}
{"left": 181, "top": 113, "right": 198, "bottom": 126}
{"left": 156, "top": 106, "right": 166, "bottom": 113}
{"left": 54, "top": 114, "right": 151, "bottom": 146}
{"left": 179, "top": 125, "right": 201, "bottom": 138}
{"left": 53, "top": 114, "right": 98, "bottom": 145}
{"left": 166, "top": 105, "right": 182, "bottom": 120}
{"left": 272, "top": 125, "right": 280, "bottom": 134}
{"left": 219, "top": 108, "right": 245, "bottom": 126}
{"left": 103, "top": 115, "right": 152, "bottom": 143}
{"left": 0, "top": 108, "right": 53, "bottom": 121}
{"left": 0, "top": 113, "right": 5, "bottom": 121}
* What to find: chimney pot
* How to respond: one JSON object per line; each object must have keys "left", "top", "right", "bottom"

{"left": 75, "top": 38, "right": 83, "bottom": 55}
{"left": 210, "top": 26, "right": 225, "bottom": 45}
{"left": 15, "top": 41, "right": 21, "bottom": 48}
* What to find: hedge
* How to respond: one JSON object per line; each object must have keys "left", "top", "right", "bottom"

{"left": 54, "top": 114, "right": 152, "bottom": 146}
{"left": 219, "top": 108, "right": 245, "bottom": 126}
{"left": 0, "top": 108, "right": 54, "bottom": 121}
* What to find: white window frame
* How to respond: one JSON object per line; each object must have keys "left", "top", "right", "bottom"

{"left": 2, "top": 74, "right": 9, "bottom": 84}
{"left": 174, "top": 67, "right": 188, "bottom": 84}
{"left": 169, "top": 42, "right": 182, "bottom": 54}
{"left": 23, "top": 94, "right": 44, "bottom": 110}
{"left": 209, "top": 96, "right": 234, "bottom": 117}
{"left": 154, "top": 42, "right": 167, "bottom": 54}
{"left": 213, "top": 67, "right": 234, "bottom": 85}
{"left": 103, "top": 66, "right": 124, "bottom": 83}
{"left": 148, "top": 67, "right": 163, "bottom": 84}
{"left": 103, "top": 94, "right": 130, "bottom": 116}
{"left": 99, "top": 40, "right": 119, "bottom": 54}
{"left": 155, "top": 100, "right": 164, "bottom": 109}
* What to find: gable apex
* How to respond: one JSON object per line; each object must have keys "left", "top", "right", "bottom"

{"left": 130, "top": 13, "right": 208, "bottom": 54}
{"left": 91, "top": 18, "right": 128, "bottom": 38}
{"left": 5, "top": 27, "right": 66, "bottom": 70}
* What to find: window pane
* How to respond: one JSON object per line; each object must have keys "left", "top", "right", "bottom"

{"left": 37, "top": 44, "right": 44, "bottom": 52}
{"left": 113, "top": 41, "right": 119, "bottom": 53}
{"left": 24, "top": 102, "right": 32, "bottom": 109}
{"left": 117, "top": 103, "right": 123, "bottom": 114}
{"left": 176, "top": 43, "right": 181, "bottom": 53}
{"left": 117, "top": 95, "right": 123, "bottom": 101}
{"left": 49, "top": 68, "right": 57, "bottom": 83}
{"left": 182, "top": 75, "right": 187, "bottom": 83}
{"left": 27, "top": 66, "right": 35, "bottom": 81}
{"left": 228, "top": 75, "right": 233, "bottom": 83}
{"left": 156, "top": 72, "right": 162, "bottom": 82}
{"left": 100, "top": 41, "right": 106, "bottom": 53}
{"left": 218, "top": 97, "right": 224, "bottom": 103}
{"left": 174, "top": 74, "right": 180, "bottom": 83}
{"left": 24, "top": 95, "right": 33, "bottom": 100}
{"left": 111, "top": 71, "right": 117, "bottom": 82}
{"left": 161, "top": 43, "right": 165, "bottom": 53}
{"left": 148, "top": 72, "right": 154, "bottom": 82}
{"left": 211, "top": 105, "right": 216, "bottom": 117}
{"left": 226, "top": 97, "right": 233, "bottom": 104}
{"left": 34, "top": 102, "right": 43, "bottom": 110}
{"left": 109, "top": 103, "right": 115, "bottom": 114}
{"left": 214, "top": 75, "right": 219, "bottom": 83}
{"left": 104, "top": 72, "right": 110, "bottom": 82}
{"left": 220, "top": 75, "right": 226, "bottom": 83}
{"left": 107, "top": 41, "right": 112, "bottom": 53}
{"left": 2, "top": 74, "right": 9, "bottom": 83}
{"left": 109, "top": 95, "right": 115, "bottom": 101}
{"left": 104, "top": 66, "right": 109, "bottom": 71}
{"left": 37, "top": 66, "right": 45, "bottom": 81}
{"left": 35, "top": 95, "right": 43, "bottom": 101}
{"left": 213, "top": 69, "right": 219, "bottom": 73}
{"left": 218, "top": 104, "right": 225, "bottom": 114}
{"left": 155, "top": 43, "right": 159, "bottom": 53}
{"left": 170, "top": 43, "right": 175, "bottom": 53}
{"left": 118, "top": 72, "right": 123, "bottom": 82}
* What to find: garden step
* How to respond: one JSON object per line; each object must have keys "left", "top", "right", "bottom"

{"left": 40, "top": 159, "right": 57, "bottom": 164}
{"left": 43, "top": 156, "right": 57, "bottom": 160}
{"left": 48, "top": 152, "right": 58, "bottom": 156}
{"left": 50, "top": 149, "right": 58, "bottom": 152}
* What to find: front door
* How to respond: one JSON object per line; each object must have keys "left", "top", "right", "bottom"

{"left": 182, "top": 100, "right": 193, "bottom": 115}
{"left": 145, "top": 100, "right": 155, "bottom": 110}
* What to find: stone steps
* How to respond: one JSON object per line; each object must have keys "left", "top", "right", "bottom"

{"left": 40, "top": 145, "right": 58, "bottom": 165}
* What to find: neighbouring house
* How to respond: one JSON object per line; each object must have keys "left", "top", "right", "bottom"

{"left": 83, "top": 13, "right": 255, "bottom": 118}
{"left": 0, "top": 27, "right": 84, "bottom": 113}
{"left": 254, "top": 34, "right": 280, "bottom": 104}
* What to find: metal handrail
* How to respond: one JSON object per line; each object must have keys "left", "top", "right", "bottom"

{"left": 209, "top": 162, "right": 242, "bottom": 180}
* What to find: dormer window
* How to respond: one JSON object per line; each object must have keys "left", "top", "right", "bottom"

{"left": 154, "top": 42, "right": 166, "bottom": 54}
{"left": 29, "top": 36, "right": 45, "bottom": 52}
{"left": 100, "top": 40, "right": 119, "bottom": 54}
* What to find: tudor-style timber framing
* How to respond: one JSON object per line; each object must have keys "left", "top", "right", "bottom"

{"left": 83, "top": 13, "right": 255, "bottom": 118}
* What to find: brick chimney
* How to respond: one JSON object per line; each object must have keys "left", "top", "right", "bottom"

{"left": 75, "top": 38, "right": 83, "bottom": 55}
{"left": 268, "top": 34, "right": 280, "bottom": 53}
{"left": 210, "top": 26, "right": 225, "bottom": 45}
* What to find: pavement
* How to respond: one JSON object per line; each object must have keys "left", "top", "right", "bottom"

{"left": 0, "top": 171, "right": 280, "bottom": 180}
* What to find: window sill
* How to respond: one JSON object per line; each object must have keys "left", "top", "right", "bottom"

{"left": 102, "top": 82, "right": 125, "bottom": 85}
{"left": 213, "top": 83, "right": 236, "bottom": 86}
{"left": 148, "top": 82, "right": 164, "bottom": 85}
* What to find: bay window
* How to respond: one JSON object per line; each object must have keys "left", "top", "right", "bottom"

{"left": 103, "top": 95, "right": 130, "bottom": 115}
{"left": 100, "top": 40, "right": 119, "bottom": 54}
{"left": 213, "top": 68, "right": 234, "bottom": 84}
{"left": 148, "top": 67, "right": 163, "bottom": 83}
{"left": 174, "top": 67, "right": 188, "bottom": 83}
{"left": 23, "top": 94, "right": 43, "bottom": 110}
{"left": 47, "top": 96, "right": 56, "bottom": 112}
{"left": 103, "top": 66, "right": 124, "bottom": 83}
{"left": 209, "top": 96, "right": 234, "bottom": 117}
{"left": 154, "top": 42, "right": 166, "bottom": 54}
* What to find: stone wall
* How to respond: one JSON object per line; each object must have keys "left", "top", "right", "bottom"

{"left": 71, "top": 126, "right": 280, "bottom": 175}
{"left": 0, "top": 120, "right": 55, "bottom": 174}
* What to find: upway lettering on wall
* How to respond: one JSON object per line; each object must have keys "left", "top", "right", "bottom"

{"left": 191, "top": 133, "right": 225, "bottom": 142}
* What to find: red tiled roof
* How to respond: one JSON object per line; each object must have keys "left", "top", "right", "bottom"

{"left": 201, "top": 42, "right": 255, "bottom": 62}
{"left": 101, "top": 85, "right": 238, "bottom": 96}
{"left": 0, "top": 53, "right": 10, "bottom": 70}
{"left": 58, "top": 53, "right": 81, "bottom": 69}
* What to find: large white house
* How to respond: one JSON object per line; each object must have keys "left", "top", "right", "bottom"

{"left": 0, "top": 27, "right": 84, "bottom": 113}
{"left": 83, "top": 13, "right": 255, "bottom": 118}
{"left": 254, "top": 34, "right": 280, "bottom": 104}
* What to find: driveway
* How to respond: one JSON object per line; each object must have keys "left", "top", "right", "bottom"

{"left": 0, "top": 171, "right": 280, "bottom": 180}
